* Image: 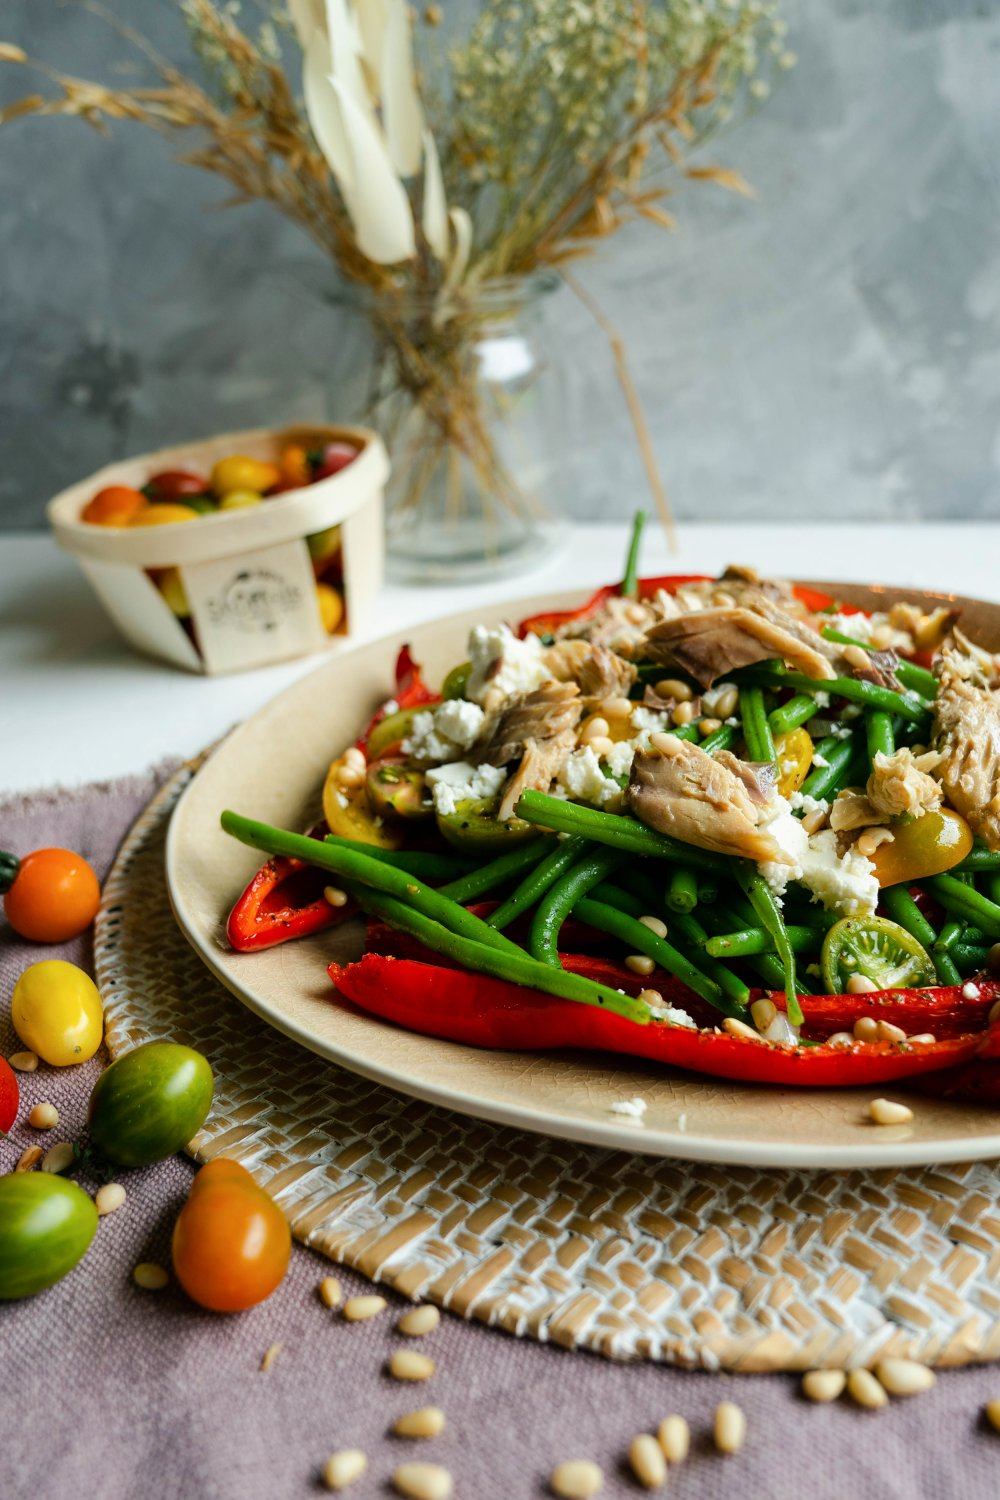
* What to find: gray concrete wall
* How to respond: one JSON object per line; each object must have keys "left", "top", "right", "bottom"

{"left": 2, "top": 0, "right": 998, "bottom": 530}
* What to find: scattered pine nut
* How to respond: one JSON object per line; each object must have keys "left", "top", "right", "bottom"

{"left": 985, "top": 1398, "right": 1000, "bottom": 1433}
{"left": 28, "top": 1102, "right": 59, "bottom": 1130}
{"left": 260, "top": 1342, "right": 283, "bottom": 1372}
{"left": 629, "top": 1433, "right": 667, "bottom": 1489}
{"left": 8, "top": 1050, "right": 38, "bottom": 1073}
{"left": 392, "top": 1462, "right": 453, "bottom": 1500}
{"left": 875, "top": 1358, "right": 935, "bottom": 1396}
{"left": 603, "top": 697, "right": 633, "bottom": 720}
{"left": 656, "top": 1414, "right": 689, "bottom": 1464}
{"left": 319, "top": 1275, "right": 343, "bottom": 1309}
{"left": 827, "top": 1031, "right": 854, "bottom": 1049}
{"left": 713, "top": 686, "right": 739, "bottom": 720}
{"left": 625, "top": 954, "right": 655, "bottom": 977}
{"left": 15, "top": 1145, "right": 43, "bottom": 1173}
{"left": 322, "top": 1449, "right": 368, "bottom": 1491}
{"left": 581, "top": 715, "right": 610, "bottom": 743}
{"left": 389, "top": 1350, "right": 435, "bottom": 1382}
{"left": 343, "top": 1294, "right": 387, "bottom": 1323}
{"left": 95, "top": 1183, "right": 126, "bottom": 1217}
{"left": 324, "top": 886, "right": 349, "bottom": 908}
{"left": 550, "top": 1459, "right": 603, "bottom": 1498}
{"left": 876, "top": 1020, "right": 907, "bottom": 1044}
{"left": 649, "top": 732, "right": 676, "bottom": 754}
{"left": 713, "top": 1401, "right": 746, "bottom": 1454}
{"left": 638, "top": 988, "right": 664, "bottom": 1008}
{"left": 846, "top": 1368, "right": 888, "bottom": 1409}
{"left": 853, "top": 1015, "right": 878, "bottom": 1041}
{"left": 671, "top": 701, "right": 695, "bottom": 727}
{"left": 801, "top": 1370, "right": 846, "bottom": 1403}
{"left": 397, "top": 1304, "right": 440, "bottom": 1337}
{"left": 699, "top": 717, "right": 722, "bottom": 735}
{"left": 133, "top": 1262, "right": 169, "bottom": 1291}
{"left": 654, "top": 679, "right": 692, "bottom": 702}
{"left": 336, "top": 764, "right": 365, "bottom": 789}
{"left": 40, "top": 1142, "right": 74, "bottom": 1175}
{"left": 908, "top": 1033, "right": 936, "bottom": 1046}
{"left": 392, "top": 1406, "right": 446, "bottom": 1440}
{"left": 846, "top": 974, "right": 879, "bottom": 995}
{"left": 587, "top": 736, "right": 614, "bottom": 760}
{"left": 638, "top": 915, "right": 667, "bottom": 939}
{"left": 723, "top": 1017, "right": 765, "bottom": 1044}
{"left": 750, "top": 997, "right": 777, "bottom": 1032}
{"left": 869, "top": 1098, "right": 914, "bottom": 1127}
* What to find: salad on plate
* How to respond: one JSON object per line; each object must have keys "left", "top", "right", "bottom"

{"left": 220, "top": 517, "right": 1000, "bottom": 1102}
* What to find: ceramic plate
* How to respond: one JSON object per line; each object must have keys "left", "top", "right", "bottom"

{"left": 165, "top": 580, "right": 1000, "bottom": 1168}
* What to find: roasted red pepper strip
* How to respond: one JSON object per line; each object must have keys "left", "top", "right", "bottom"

{"left": 227, "top": 856, "right": 346, "bottom": 952}
{"left": 329, "top": 953, "right": 991, "bottom": 1089}
{"left": 773, "top": 979, "right": 1000, "bottom": 1040}
{"left": 356, "top": 644, "right": 439, "bottom": 753}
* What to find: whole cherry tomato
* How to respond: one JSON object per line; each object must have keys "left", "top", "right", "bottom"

{"left": 2, "top": 846, "right": 100, "bottom": 943}
{"left": 0, "top": 1057, "right": 18, "bottom": 1134}
{"left": 80, "top": 485, "right": 147, "bottom": 527}
{"left": 871, "top": 808, "right": 974, "bottom": 888}
{"left": 145, "top": 469, "right": 209, "bottom": 501}
{"left": 129, "top": 503, "right": 199, "bottom": 527}
{"left": 279, "top": 442, "right": 312, "bottom": 488}
{"left": 11, "top": 961, "right": 104, "bottom": 1066}
{"left": 172, "top": 1158, "right": 291, "bottom": 1312}
{"left": 210, "top": 455, "right": 281, "bottom": 497}
{"left": 314, "top": 442, "right": 358, "bottom": 482}
{"left": 316, "top": 582, "right": 344, "bottom": 634}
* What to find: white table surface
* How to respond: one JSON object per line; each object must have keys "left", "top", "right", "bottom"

{"left": 2, "top": 524, "right": 997, "bottom": 794}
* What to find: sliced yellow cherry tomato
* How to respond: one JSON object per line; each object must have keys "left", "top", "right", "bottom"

{"left": 11, "top": 960, "right": 103, "bottom": 1066}
{"left": 870, "top": 808, "right": 974, "bottom": 888}
{"left": 322, "top": 756, "right": 401, "bottom": 849}
{"left": 210, "top": 455, "right": 281, "bottom": 497}
{"left": 775, "top": 728, "right": 814, "bottom": 797}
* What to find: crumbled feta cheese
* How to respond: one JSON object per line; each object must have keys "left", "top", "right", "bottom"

{"left": 811, "top": 751, "right": 830, "bottom": 768}
{"left": 404, "top": 698, "right": 486, "bottom": 762}
{"left": 605, "top": 740, "right": 636, "bottom": 780}
{"left": 812, "top": 691, "right": 830, "bottom": 709}
{"left": 758, "top": 796, "right": 879, "bottom": 914}
{"left": 557, "top": 746, "right": 621, "bottom": 806}
{"left": 830, "top": 724, "right": 852, "bottom": 740}
{"left": 609, "top": 1097, "right": 647, "bottom": 1119}
{"left": 645, "top": 998, "right": 697, "bottom": 1027}
{"left": 630, "top": 705, "right": 670, "bottom": 735}
{"left": 466, "top": 624, "right": 549, "bottom": 704}
{"left": 789, "top": 791, "right": 829, "bottom": 816}
{"left": 962, "top": 981, "right": 982, "bottom": 1000}
{"left": 383, "top": 698, "right": 399, "bottom": 715}
{"left": 425, "top": 760, "right": 506, "bottom": 817}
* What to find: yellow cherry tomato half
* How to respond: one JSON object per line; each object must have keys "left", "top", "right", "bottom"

{"left": 322, "top": 756, "right": 402, "bottom": 850}
{"left": 11, "top": 960, "right": 104, "bottom": 1066}
{"left": 129, "top": 503, "right": 199, "bottom": 527}
{"left": 775, "top": 728, "right": 814, "bottom": 798}
{"left": 3, "top": 847, "right": 100, "bottom": 943}
{"left": 316, "top": 582, "right": 344, "bottom": 634}
{"left": 218, "top": 489, "right": 264, "bottom": 511}
{"left": 210, "top": 455, "right": 281, "bottom": 497}
{"left": 870, "top": 808, "right": 974, "bottom": 889}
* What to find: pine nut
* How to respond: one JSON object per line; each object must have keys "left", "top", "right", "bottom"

{"left": 550, "top": 1459, "right": 603, "bottom": 1498}
{"left": 638, "top": 915, "right": 667, "bottom": 939}
{"left": 846, "top": 1368, "right": 888, "bottom": 1409}
{"left": 842, "top": 644, "right": 871, "bottom": 671}
{"left": 15, "top": 1145, "right": 43, "bottom": 1172}
{"left": 827, "top": 1032, "right": 854, "bottom": 1049}
{"left": 713, "top": 686, "right": 739, "bottom": 719}
{"left": 699, "top": 717, "right": 722, "bottom": 735}
{"left": 260, "top": 1342, "right": 282, "bottom": 1372}
{"left": 985, "top": 1398, "right": 1000, "bottom": 1432}
{"left": 133, "top": 1262, "right": 169, "bottom": 1291}
{"left": 95, "top": 1183, "right": 126, "bottom": 1216}
{"left": 397, "top": 1304, "right": 440, "bottom": 1337}
{"left": 672, "top": 701, "right": 695, "bottom": 727}
{"left": 853, "top": 1015, "right": 879, "bottom": 1041}
{"left": 337, "top": 765, "right": 365, "bottom": 789}
{"left": 649, "top": 731, "right": 676, "bottom": 754}
{"left": 582, "top": 716, "right": 610, "bottom": 743}
{"left": 28, "top": 1102, "right": 59, "bottom": 1130}
{"left": 654, "top": 679, "right": 692, "bottom": 702}
{"left": 713, "top": 1400, "right": 746, "bottom": 1454}
{"left": 875, "top": 1358, "right": 935, "bottom": 1396}
{"left": 343, "top": 1294, "right": 387, "bottom": 1322}
{"left": 801, "top": 1369, "right": 846, "bottom": 1403}
{"left": 324, "top": 886, "right": 349, "bottom": 907}
{"left": 587, "top": 736, "right": 614, "bottom": 760}
{"left": 319, "top": 1275, "right": 343, "bottom": 1308}
{"left": 392, "top": 1462, "right": 452, "bottom": 1500}
{"left": 876, "top": 1020, "right": 907, "bottom": 1043}
{"left": 869, "top": 1098, "right": 914, "bottom": 1126}
{"left": 323, "top": 1449, "right": 368, "bottom": 1491}
{"left": 392, "top": 1407, "right": 446, "bottom": 1439}
{"left": 989, "top": 992, "right": 1000, "bottom": 1019}
{"left": 638, "top": 988, "right": 664, "bottom": 1008}
{"left": 801, "top": 807, "right": 829, "bottom": 834}
{"left": 656, "top": 1414, "right": 689, "bottom": 1463}
{"left": 389, "top": 1350, "right": 435, "bottom": 1382}
{"left": 723, "top": 1017, "right": 765, "bottom": 1044}
{"left": 908, "top": 1033, "right": 936, "bottom": 1046}
{"left": 750, "top": 998, "right": 777, "bottom": 1032}
{"left": 41, "top": 1142, "right": 74, "bottom": 1174}
{"left": 625, "top": 954, "right": 655, "bottom": 976}
{"left": 8, "top": 1050, "right": 38, "bottom": 1072}
{"left": 603, "top": 696, "right": 633, "bottom": 720}
{"left": 343, "top": 746, "right": 366, "bottom": 770}
{"left": 846, "top": 974, "right": 879, "bottom": 994}
{"left": 629, "top": 1433, "right": 667, "bottom": 1488}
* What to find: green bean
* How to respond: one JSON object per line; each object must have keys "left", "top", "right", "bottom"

{"left": 879, "top": 885, "right": 938, "bottom": 950}
{"left": 348, "top": 887, "right": 651, "bottom": 1025}
{"left": 742, "top": 665, "right": 931, "bottom": 723}
{"left": 705, "top": 925, "right": 821, "bottom": 958}
{"left": 530, "top": 849, "right": 624, "bottom": 966}
{"left": 933, "top": 949, "right": 962, "bottom": 986}
{"left": 988, "top": 877, "right": 1000, "bottom": 910}
{"left": 437, "top": 841, "right": 548, "bottom": 904}
{"left": 621, "top": 509, "right": 646, "bottom": 599}
{"left": 767, "top": 694, "right": 821, "bottom": 738}
{"left": 220, "top": 810, "right": 524, "bottom": 958}
{"left": 735, "top": 864, "right": 802, "bottom": 1023}
{"left": 696, "top": 876, "right": 718, "bottom": 905}
{"left": 866, "top": 711, "right": 895, "bottom": 768}
{"left": 956, "top": 848, "right": 1000, "bottom": 873}
{"left": 589, "top": 881, "right": 646, "bottom": 919}
{"left": 799, "top": 733, "right": 860, "bottom": 801}
{"left": 321, "top": 835, "right": 472, "bottom": 882}
{"left": 666, "top": 867, "right": 699, "bottom": 914}
{"left": 739, "top": 686, "right": 776, "bottom": 765}
{"left": 664, "top": 910, "right": 753, "bottom": 1006}
{"left": 820, "top": 627, "right": 938, "bottom": 698}
{"left": 515, "top": 790, "right": 726, "bottom": 872}
{"left": 952, "top": 943, "right": 991, "bottom": 974}
{"left": 699, "top": 725, "right": 739, "bottom": 755}
{"left": 486, "top": 836, "right": 589, "bottom": 929}
{"left": 925, "top": 875, "right": 1000, "bottom": 940}
{"left": 699, "top": 902, "right": 807, "bottom": 994}
{"left": 572, "top": 897, "right": 745, "bottom": 1016}
{"left": 934, "top": 919, "right": 964, "bottom": 955}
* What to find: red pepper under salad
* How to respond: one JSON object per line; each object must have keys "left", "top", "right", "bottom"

{"left": 221, "top": 515, "right": 1000, "bottom": 1102}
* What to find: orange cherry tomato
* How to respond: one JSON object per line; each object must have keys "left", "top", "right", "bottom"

{"left": 870, "top": 808, "right": 974, "bottom": 889}
{"left": 172, "top": 1158, "right": 291, "bottom": 1313}
{"left": 2, "top": 847, "right": 101, "bottom": 943}
{"left": 279, "top": 442, "right": 313, "bottom": 489}
{"left": 80, "top": 485, "right": 147, "bottom": 527}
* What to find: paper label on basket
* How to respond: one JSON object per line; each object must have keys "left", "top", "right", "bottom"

{"left": 181, "top": 540, "right": 326, "bottom": 673}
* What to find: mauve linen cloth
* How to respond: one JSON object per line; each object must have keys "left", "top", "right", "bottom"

{"left": 1, "top": 770, "right": 999, "bottom": 1500}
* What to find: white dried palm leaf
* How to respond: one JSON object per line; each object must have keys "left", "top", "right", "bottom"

{"left": 380, "top": 0, "right": 423, "bottom": 177}
{"left": 330, "top": 76, "right": 416, "bottom": 263}
{"left": 303, "top": 33, "right": 354, "bottom": 188}
{"left": 420, "top": 127, "right": 448, "bottom": 259}
{"left": 446, "top": 207, "right": 473, "bottom": 285}
{"left": 286, "top": 0, "right": 327, "bottom": 50}
{"left": 324, "top": 0, "right": 375, "bottom": 116}
{"left": 353, "top": 0, "right": 389, "bottom": 82}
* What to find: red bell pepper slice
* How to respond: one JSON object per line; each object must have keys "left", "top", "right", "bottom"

{"left": 227, "top": 855, "right": 347, "bottom": 952}
{"left": 773, "top": 979, "right": 1000, "bottom": 1040}
{"left": 357, "top": 645, "right": 438, "bottom": 754}
{"left": 0, "top": 1055, "right": 18, "bottom": 1134}
{"left": 329, "top": 953, "right": 991, "bottom": 1090}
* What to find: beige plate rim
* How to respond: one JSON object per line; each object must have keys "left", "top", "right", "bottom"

{"left": 165, "top": 578, "right": 1000, "bottom": 1169}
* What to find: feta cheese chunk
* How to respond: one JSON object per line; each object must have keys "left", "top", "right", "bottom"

{"left": 404, "top": 699, "right": 486, "bottom": 762}
{"left": 556, "top": 746, "right": 621, "bottom": 806}
{"left": 466, "top": 624, "right": 549, "bottom": 705}
{"left": 758, "top": 795, "right": 879, "bottom": 915}
{"left": 609, "top": 1097, "right": 647, "bottom": 1120}
{"left": 425, "top": 760, "right": 506, "bottom": 817}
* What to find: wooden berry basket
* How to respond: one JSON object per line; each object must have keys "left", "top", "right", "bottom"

{"left": 47, "top": 423, "right": 388, "bottom": 675}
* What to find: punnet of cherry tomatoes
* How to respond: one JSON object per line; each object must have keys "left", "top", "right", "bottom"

{"left": 1, "top": 842, "right": 291, "bottom": 1313}
{"left": 79, "top": 437, "right": 359, "bottom": 639}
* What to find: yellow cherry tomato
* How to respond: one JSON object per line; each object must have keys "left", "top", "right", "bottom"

{"left": 210, "top": 455, "right": 281, "bottom": 497}
{"left": 218, "top": 489, "right": 263, "bottom": 511}
{"left": 11, "top": 960, "right": 104, "bottom": 1066}
{"left": 870, "top": 808, "right": 974, "bottom": 889}
{"left": 151, "top": 567, "right": 189, "bottom": 617}
{"left": 316, "top": 582, "right": 344, "bottom": 634}
{"left": 775, "top": 728, "right": 814, "bottom": 797}
{"left": 307, "top": 525, "right": 342, "bottom": 569}
{"left": 322, "top": 756, "right": 401, "bottom": 850}
{"left": 129, "top": 503, "right": 199, "bottom": 527}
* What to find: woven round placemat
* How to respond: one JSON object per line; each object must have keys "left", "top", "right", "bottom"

{"left": 95, "top": 761, "right": 1000, "bottom": 1372}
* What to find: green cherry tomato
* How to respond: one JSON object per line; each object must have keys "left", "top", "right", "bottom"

{"left": 88, "top": 1041, "right": 214, "bottom": 1168}
{"left": 442, "top": 661, "right": 472, "bottom": 700}
{"left": 0, "top": 1174, "right": 98, "bottom": 1300}
{"left": 821, "top": 916, "right": 936, "bottom": 994}
{"left": 435, "top": 799, "right": 540, "bottom": 854}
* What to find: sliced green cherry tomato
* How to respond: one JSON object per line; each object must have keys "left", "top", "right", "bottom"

{"left": 436, "top": 798, "right": 540, "bottom": 854}
{"left": 870, "top": 808, "right": 974, "bottom": 888}
{"left": 821, "top": 916, "right": 936, "bottom": 994}
{"left": 365, "top": 760, "right": 432, "bottom": 820}
{"left": 366, "top": 706, "right": 422, "bottom": 760}
{"left": 442, "top": 661, "right": 472, "bottom": 700}
{"left": 88, "top": 1041, "right": 214, "bottom": 1168}
{"left": 0, "top": 1174, "right": 98, "bottom": 1300}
